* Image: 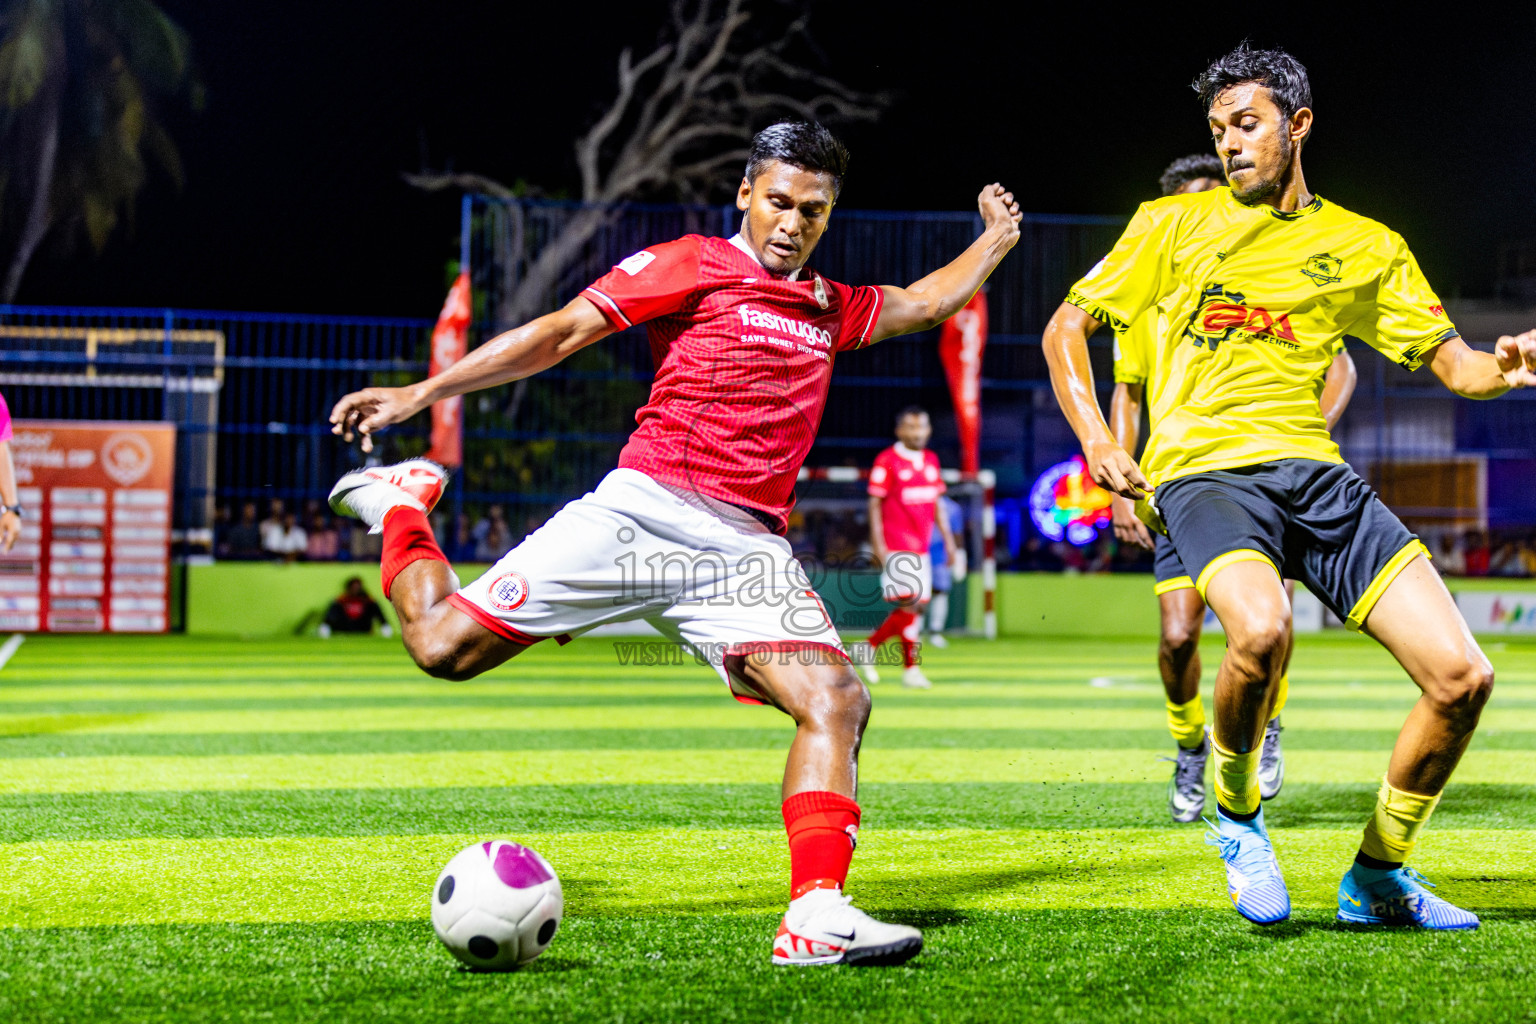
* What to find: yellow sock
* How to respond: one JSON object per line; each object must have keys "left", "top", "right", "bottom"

{"left": 1165, "top": 695, "right": 1206, "bottom": 749}
{"left": 1360, "top": 777, "right": 1441, "bottom": 864}
{"left": 1269, "top": 671, "right": 1289, "bottom": 721}
{"left": 1211, "top": 735, "right": 1261, "bottom": 815}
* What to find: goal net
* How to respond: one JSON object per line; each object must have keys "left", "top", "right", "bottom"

{"left": 790, "top": 466, "right": 997, "bottom": 639}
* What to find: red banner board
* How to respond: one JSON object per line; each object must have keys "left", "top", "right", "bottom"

{"left": 938, "top": 290, "right": 987, "bottom": 475}
{"left": 0, "top": 421, "right": 176, "bottom": 633}
{"left": 425, "top": 271, "right": 471, "bottom": 467}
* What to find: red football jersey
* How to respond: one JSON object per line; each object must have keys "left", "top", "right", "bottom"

{"left": 868, "top": 444, "right": 946, "bottom": 553}
{"left": 581, "top": 235, "right": 884, "bottom": 533}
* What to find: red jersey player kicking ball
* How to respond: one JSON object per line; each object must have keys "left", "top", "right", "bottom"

{"left": 326, "top": 122, "right": 1022, "bottom": 967}
{"left": 863, "top": 406, "right": 955, "bottom": 689}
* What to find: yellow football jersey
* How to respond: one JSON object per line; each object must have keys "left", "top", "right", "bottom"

{"left": 1076, "top": 187, "right": 1456, "bottom": 487}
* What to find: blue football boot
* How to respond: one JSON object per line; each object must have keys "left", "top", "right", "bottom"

{"left": 1337, "top": 864, "right": 1479, "bottom": 930}
{"left": 1204, "top": 808, "right": 1291, "bottom": 925}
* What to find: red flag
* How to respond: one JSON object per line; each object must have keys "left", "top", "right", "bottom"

{"left": 424, "top": 271, "right": 471, "bottom": 467}
{"left": 938, "top": 290, "right": 987, "bottom": 475}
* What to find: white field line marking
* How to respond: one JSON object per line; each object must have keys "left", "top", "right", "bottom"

{"left": 0, "top": 633, "right": 23, "bottom": 672}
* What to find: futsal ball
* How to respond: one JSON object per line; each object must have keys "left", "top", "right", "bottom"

{"left": 431, "top": 840, "right": 563, "bottom": 970}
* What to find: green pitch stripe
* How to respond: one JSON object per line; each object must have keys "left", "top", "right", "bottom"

{"left": 8, "top": 674, "right": 1536, "bottom": 702}
{"left": 8, "top": 726, "right": 1536, "bottom": 760}
{"left": 6, "top": 781, "right": 1533, "bottom": 843}
{"left": 4, "top": 826, "right": 1532, "bottom": 928}
{"left": 14, "top": 702, "right": 1536, "bottom": 738}
{"left": 21, "top": 695, "right": 1536, "bottom": 717}
{"left": 4, "top": 747, "right": 1531, "bottom": 794}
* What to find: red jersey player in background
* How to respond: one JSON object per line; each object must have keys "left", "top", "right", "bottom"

{"left": 863, "top": 406, "right": 955, "bottom": 689}
{"left": 327, "top": 122, "right": 1022, "bottom": 967}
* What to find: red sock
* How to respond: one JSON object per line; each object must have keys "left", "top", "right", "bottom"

{"left": 380, "top": 507, "right": 447, "bottom": 599}
{"left": 783, "top": 790, "right": 861, "bottom": 899}
{"left": 868, "top": 607, "right": 915, "bottom": 649}
{"left": 898, "top": 611, "right": 922, "bottom": 669}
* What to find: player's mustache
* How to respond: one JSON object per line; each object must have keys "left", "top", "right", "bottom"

{"left": 1226, "top": 159, "right": 1255, "bottom": 173}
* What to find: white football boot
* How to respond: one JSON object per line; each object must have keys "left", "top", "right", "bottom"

{"left": 772, "top": 888, "right": 922, "bottom": 967}
{"left": 328, "top": 458, "right": 448, "bottom": 533}
{"left": 901, "top": 665, "right": 932, "bottom": 689}
{"left": 927, "top": 633, "right": 949, "bottom": 648}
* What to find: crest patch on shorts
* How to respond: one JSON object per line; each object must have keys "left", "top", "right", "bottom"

{"left": 487, "top": 572, "right": 530, "bottom": 612}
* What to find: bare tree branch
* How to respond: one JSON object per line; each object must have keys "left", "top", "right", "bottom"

{"left": 404, "top": 0, "right": 887, "bottom": 420}
{"left": 401, "top": 172, "right": 521, "bottom": 201}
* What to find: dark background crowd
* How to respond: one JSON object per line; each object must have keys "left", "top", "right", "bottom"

{"left": 212, "top": 500, "right": 522, "bottom": 565}
{"left": 214, "top": 496, "right": 1536, "bottom": 581}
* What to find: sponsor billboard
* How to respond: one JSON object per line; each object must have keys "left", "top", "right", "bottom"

{"left": 1454, "top": 591, "right": 1536, "bottom": 635}
{"left": 1, "top": 421, "right": 175, "bottom": 632}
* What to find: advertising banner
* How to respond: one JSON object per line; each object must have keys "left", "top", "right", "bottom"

{"left": 0, "top": 421, "right": 175, "bottom": 633}
{"left": 937, "top": 290, "right": 986, "bottom": 476}
{"left": 1454, "top": 591, "right": 1536, "bottom": 634}
{"left": 425, "top": 271, "right": 471, "bottom": 467}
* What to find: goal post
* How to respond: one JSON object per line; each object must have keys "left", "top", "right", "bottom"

{"left": 793, "top": 466, "right": 997, "bottom": 639}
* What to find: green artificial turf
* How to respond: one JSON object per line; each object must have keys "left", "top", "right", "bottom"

{"left": 1, "top": 633, "right": 1534, "bottom": 1022}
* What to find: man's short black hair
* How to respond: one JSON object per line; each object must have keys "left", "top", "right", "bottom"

{"left": 1159, "top": 154, "right": 1226, "bottom": 197}
{"left": 1194, "top": 43, "right": 1313, "bottom": 121}
{"left": 745, "top": 121, "right": 850, "bottom": 197}
{"left": 896, "top": 405, "right": 928, "bottom": 425}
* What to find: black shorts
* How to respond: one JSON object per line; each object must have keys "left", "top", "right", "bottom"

{"left": 1155, "top": 460, "right": 1425, "bottom": 630}
{"left": 1152, "top": 535, "right": 1194, "bottom": 595}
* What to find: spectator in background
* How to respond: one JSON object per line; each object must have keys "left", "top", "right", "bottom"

{"left": 227, "top": 502, "right": 264, "bottom": 560}
{"left": 473, "top": 504, "right": 511, "bottom": 562}
{"left": 1434, "top": 531, "right": 1466, "bottom": 576}
{"left": 1464, "top": 529, "right": 1490, "bottom": 577}
{"left": 1490, "top": 538, "right": 1525, "bottom": 578}
{"left": 444, "top": 512, "right": 477, "bottom": 562}
{"left": 305, "top": 513, "right": 339, "bottom": 561}
{"left": 318, "top": 576, "right": 392, "bottom": 637}
{"left": 1018, "top": 536, "right": 1063, "bottom": 572}
{"left": 259, "top": 499, "right": 287, "bottom": 553}
{"left": 0, "top": 389, "right": 20, "bottom": 554}
{"left": 1523, "top": 535, "right": 1536, "bottom": 577}
{"left": 265, "top": 510, "right": 307, "bottom": 563}
{"left": 333, "top": 516, "right": 354, "bottom": 562}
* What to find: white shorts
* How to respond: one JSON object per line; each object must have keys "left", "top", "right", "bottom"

{"left": 449, "top": 469, "right": 847, "bottom": 703}
{"left": 880, "top": 551, "right": 932, "bottom": 604}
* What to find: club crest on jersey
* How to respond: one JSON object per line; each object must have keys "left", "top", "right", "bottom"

{"left": 487, "top": 571, "right": 530, "bottom": 612}
{"left": 1183, "top": 283, "right": 1299, "bottom": 352}
{"left": 1300, "top": 252, "right": 1343, "bottom": 286}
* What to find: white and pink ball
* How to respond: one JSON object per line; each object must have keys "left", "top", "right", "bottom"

{"left": 431, "top": 840, "right": 563, "bottom": 970}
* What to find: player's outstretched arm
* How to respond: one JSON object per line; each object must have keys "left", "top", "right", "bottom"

{"left": 1042, "top": 302, "right": 1150, "bottom": 499}
{"left": 330, "top": 297, "right": 613, "bottom": 451}
{"left": 1108, "top": 381, "right": 1152, "bottom": 547}
{"left": 1426, "top": 330, "right": 1536, "bottom": 400}
{"left": 868, "top": 184, "right": 1022, "bottom": 343}
{"left": 1320, "top": 348, "right": 1358, "bottom": 430}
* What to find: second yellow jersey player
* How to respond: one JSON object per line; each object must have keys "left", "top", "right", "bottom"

{"left": 1043, "top": 43, "right": 1536, "bottom": 933}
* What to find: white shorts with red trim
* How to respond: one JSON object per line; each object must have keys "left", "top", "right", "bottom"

{"left": 879, "top": 551, "right": 932, "bottom": 603}
{"left": 448, "top": 469, "right": 847, "bottom": 703}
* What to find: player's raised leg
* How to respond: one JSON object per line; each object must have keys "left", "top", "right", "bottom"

{"left": 1158, "top": 583, "right": 1209, "bottom": 822}
{"left": 1201, "top": 558, "right": 1293, "bottom": 924}
{"left": 1337, "top": 554, "right": 1491, "bottom": 929}
{"left": 727, "top": 651, "right": 922, "bottom": 966}
{"left": 328, "top": 460, "right": 529, "bottom": 681}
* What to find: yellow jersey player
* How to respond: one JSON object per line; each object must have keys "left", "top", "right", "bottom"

{"left": 1043, "top": 43, "right": 1536, "bottom": 929}
{"left": 1111, "top": 154, "right": 1357, "bottom": 823}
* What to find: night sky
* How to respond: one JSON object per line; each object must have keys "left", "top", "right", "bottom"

{"left": 18, "top": 3, "right": 1536, "bottom": 318}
